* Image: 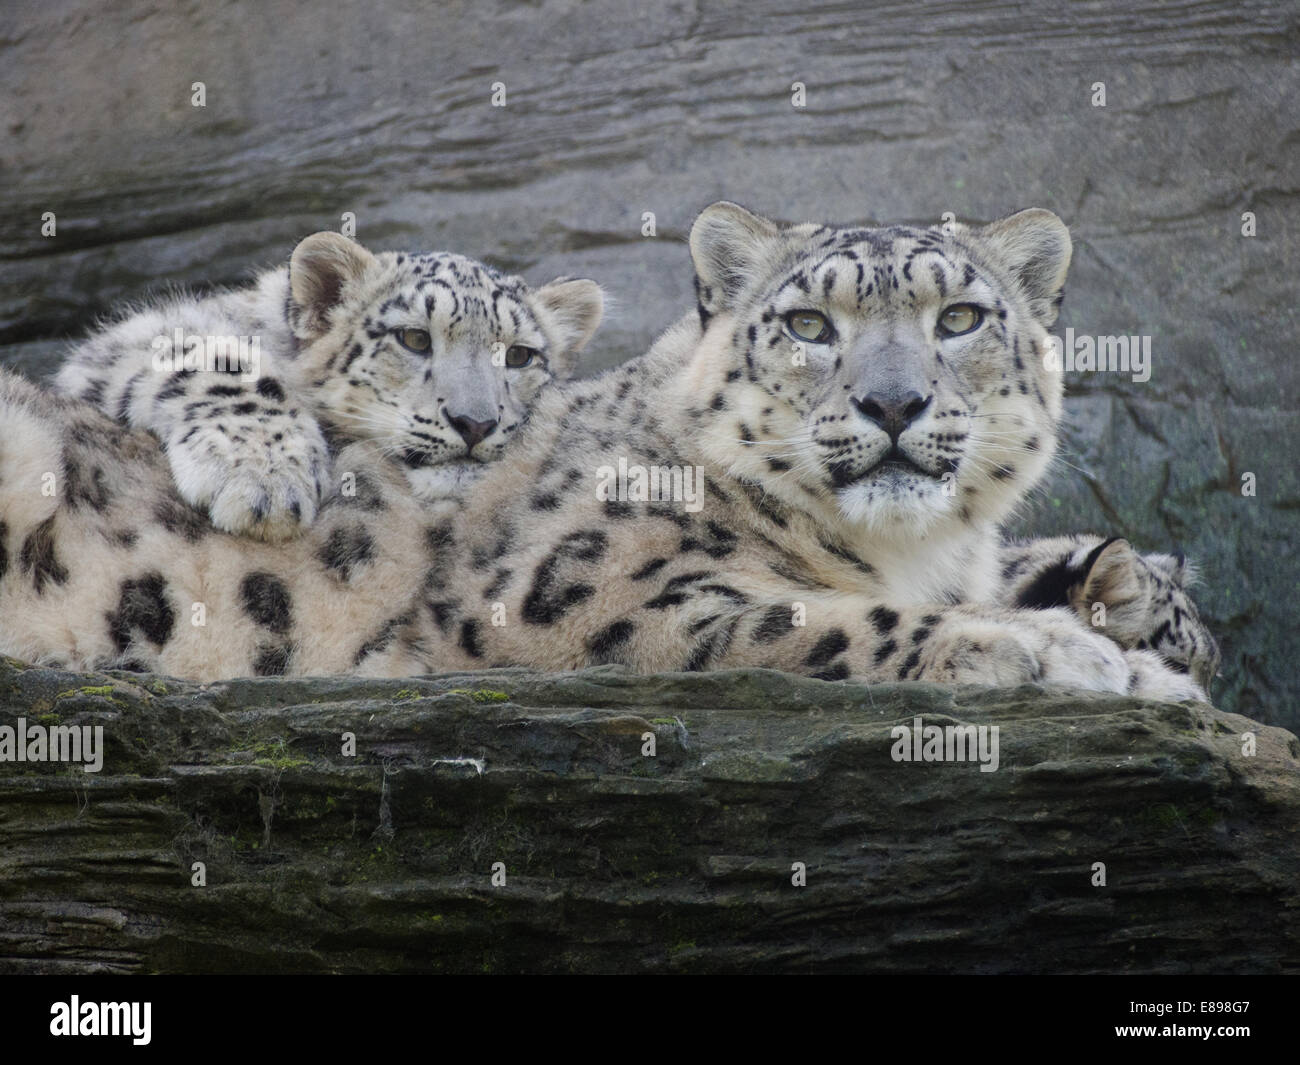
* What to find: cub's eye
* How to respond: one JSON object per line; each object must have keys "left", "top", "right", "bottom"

{"left": 396, "top": 328, "right": 432, "bottom": 354}
{"left": 785, "top": 310, "right": 834, "bottom": 344}
{"left": 505, "top": 345, "right": 540, "bottom": 369}
{"left": 938, "top": 304, "right": 983, "bottom": 337}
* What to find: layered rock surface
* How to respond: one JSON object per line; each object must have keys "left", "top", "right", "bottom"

{"left": 1, "top": 662, "right": 1296, "bottom": 973}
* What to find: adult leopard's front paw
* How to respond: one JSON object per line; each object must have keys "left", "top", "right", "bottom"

{"left": 167, "top": 423, "right": 331, "bottom": 541}
{"left": 1122, "top": 649, "right": 1209, "bottom": 703}
{"left": 924, "top": 609, "right": 1131, "bottom": 694}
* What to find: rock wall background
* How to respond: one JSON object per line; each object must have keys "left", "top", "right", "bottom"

{"left": 1, "top": 0, "right": 1296, "bottom": 728}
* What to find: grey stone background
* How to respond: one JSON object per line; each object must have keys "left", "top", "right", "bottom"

{"left": 1, "top": 0, "right": 1295, "bottom": 729}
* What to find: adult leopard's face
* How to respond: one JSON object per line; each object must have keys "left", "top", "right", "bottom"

{"left": 688, "top": 203, "right": 1070, "bottom": 536}
{"left": 286, "top": 233, "right": 602, "bottom": 502}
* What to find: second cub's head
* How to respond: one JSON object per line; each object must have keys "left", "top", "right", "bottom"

{"left": 687, "top": 202, "right": 1070, "bottom": 537}
{"left": 285, "top": 232, "right": 603, "bottom": 499}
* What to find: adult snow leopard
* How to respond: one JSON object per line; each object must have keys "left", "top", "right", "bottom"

{"left": 354, "top": 202, "right": 1211, "bottom": 701}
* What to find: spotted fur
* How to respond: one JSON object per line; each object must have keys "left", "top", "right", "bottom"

{"left": 53, "top": 232, "right": 602, "bottom": 538}
{"left": 3, "top": 205, "right": 1212, "bottom": 701}
{"left": 357, "top": 202, "right": 1209, "bottom": 703}
{"left": 997, "top": 534, "right": 1220, "bottom": 692}
{"left": 0, "top": 239, "right": 601, "bottom": 677}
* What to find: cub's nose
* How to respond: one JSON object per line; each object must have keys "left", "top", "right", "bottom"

{"left": 851, "top": 390, "right": 933, "bottom": 443}
{"left": 444, "top": 409, "right": 498, "bottom": 450}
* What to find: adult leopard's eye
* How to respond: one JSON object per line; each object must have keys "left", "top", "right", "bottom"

{"left": 785, "top": 310, "right": 834, "bottom": 344}
{"left": 397, "top": 328, "right": 432, "bottom": 354}
{"left": 938, "top": 304, "right": 983, "bottom": 336}
{"left": 505, "top": 345, "right": 540, "bottom": 368}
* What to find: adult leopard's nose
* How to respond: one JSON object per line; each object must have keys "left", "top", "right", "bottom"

{"left": 851, "top": 390, "right": 933, "bottom": 443}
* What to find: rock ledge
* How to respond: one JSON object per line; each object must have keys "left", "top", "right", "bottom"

{"left": 0, "top": 662, "right": 1296, "bottom": 974}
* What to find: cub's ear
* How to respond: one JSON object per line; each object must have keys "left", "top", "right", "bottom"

{"left": 532, "top": 278, "right": 604, "bottom": 377}
{"left": 1149, "top": 549, "right": 1197, "bottom": 588}
{"left": 689, "top": 201, "right": 781, "bottom": 324}
{"left": 288, "top": 232, "right": 378, "bottom": 339}
{"left": 1071, "top": 537, "right": 1150, "bottom": 646}
{"left": 978, "top": 208, "right": 1072, "bottom": 327}
{"left": 1079, "top": 537, "right": 1142, "bottom": 608}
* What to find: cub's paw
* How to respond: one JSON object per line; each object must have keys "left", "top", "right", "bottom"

{"left": 925, "top": 610, "right": 1131, "bottom": 694}
{"left": 1123, "top": 648, "right": 1209, "bottom": 704}
{"left": 166, "top": 422, "right": 331, "bottom": 541}
{"left": 207, "top": 462, "right": 329, "bottom": 541}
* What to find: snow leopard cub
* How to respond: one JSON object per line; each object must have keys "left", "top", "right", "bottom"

{"left": 54, "top": 232, "right": 603, "bottom": 539}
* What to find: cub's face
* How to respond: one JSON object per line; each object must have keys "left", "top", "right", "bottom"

{"left": 689, "top": 203, "right": 1071, "bottom": 536}
{"left": 1069, "top": 539, "right": 1222, "bottom": 694}
{"left": 286, "top": 233, "right": 602, "bottom": 502}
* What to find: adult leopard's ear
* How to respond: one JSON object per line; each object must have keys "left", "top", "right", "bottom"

{"left": 978, "top": 208, "right": 1073, "bottom": 327}
{"left": 532, "top": 278, "right": 604, "bottom": 377}
{"left": 288, "top": 232, "right": 378, "bottom": 340}
{"left": 689, "top": 201, "right": 781, "bottom": 325}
